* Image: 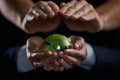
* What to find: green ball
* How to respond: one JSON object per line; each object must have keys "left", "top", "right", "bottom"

{"left": 41, "top": 34, "right": 72, "bottom": 52}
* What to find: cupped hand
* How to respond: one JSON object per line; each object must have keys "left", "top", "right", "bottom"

{"left": 26, "top": 36, "right": 62, "bottom": 71}
{"left": 22, "top": 1, "right": 61, "bottom": 34}
{"left": 59, "top": 0, "right": 103, "bottom": 33}
{"left": 57, "top": 35, "right": 87, "bottom": 70}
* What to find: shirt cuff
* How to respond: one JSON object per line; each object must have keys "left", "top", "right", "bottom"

{"left": 17, "top": 45, "right": 36, "bottom": 73}
{"left": 79, "top": 43, "right": 96, "bottom": 70}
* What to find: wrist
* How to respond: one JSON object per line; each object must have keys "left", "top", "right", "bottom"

{"left": 17, "top": 45, "right": 36, "bottom": 73}
{"left": 80, "top": 43, "right": 96, "bottom": 70}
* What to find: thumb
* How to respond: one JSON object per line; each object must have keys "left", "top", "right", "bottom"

{"left": 27, "top": 36, "right": 44, "bottom": 53}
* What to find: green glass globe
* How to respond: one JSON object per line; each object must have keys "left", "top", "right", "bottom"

{"left": 41, "top": 34, "right": 72, "bottom": 52}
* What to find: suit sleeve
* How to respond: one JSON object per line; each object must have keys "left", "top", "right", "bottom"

{"left": 0, "top": 46, "right": 21, "bottom": 74}
{"left": 0, "top": 45, "right": 36, "bottom": 73}
{"left": 91, "top": 44, "right": 120, "bottom": 71}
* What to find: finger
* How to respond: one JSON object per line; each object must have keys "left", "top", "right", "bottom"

{"left": 44, "top": 64, "right": 64, "bottom": 72}
{"left": 59, "top": 0, "right": 77, "bottom": 15}
{"left": 62, "top": 54, "right": 80, "bottom": 66}
{"left": 74, "top": 40, "right": 84, "bottom": 50}
{"left": 31, "top": 7, "right": 41, "bottom": 16}
{"left": 34, "top": 51, "right": 53, "bottom": 62}
{"left": 53, "top": 60, "right": 65, "bottom": 72}
{"left": 28, "top": 53, "right": 44, "bottom": 67}
{"left": 54, "top": 59, "right": 60, "bottom": 66}
{"left": 26, "top": 36, "right": 44, "bottom": 53}
{"left": 29, "top": 52, "right": 45, "bottom": 63}
{"left": 31, "top": 7, "right": 47, "bottom": 20}
{"left": 30, "top": 51, "right": 54, "bottom": 67}
{"left": 29, "top": 51, "right": 52, "bottom": 62}
{"left": 64, "top": 49, "right": 85, "bottom": 60}
{"left": 57, "top": 51, "right": 64, "bottom": 58}
{"left": 48, "top": 1, "right": 59, "bottom": 14}
{"left": 43, "top": 54, "right": 59, "bottom": 71}
{"left": 80, "top": 10, "right": 97, "bottom": 21}
{"left": 69, "top": 35, "right": 82, "bottom": 43}
{"left": 43, "top": 62, "right": 55, "bottom": 71}
{"left": 60, "top": 2, "right": 66, "bottom": 8}
{"left": 58, "top": 59, "right": 72, "bottom": 70}
{"left": 80, "top": 9, "right": 102, "bottom": 33}
{"left": 71, "top": 4, "right": 93, "bottom": 20}
{"left": 53, "top": 67, "right": 60, "bottom": 72}
{"left": 41, "top": 53, "right": 57, "bottom": 67}
{"left": 26, "top": 11, "right": 35, "bottom": 21}
{"left": 58, "top": 66, "right": 64, "bottom": 72}
{"left": 73, "top": 37, "right": 85, "bottom": 50}
{"left": 38, "top": 1, "right": 55, "bottom": 18}
{"left": 64, "top": 0, "right": 87, "bottom": 18}
{"left": 69, "top": 36, "right": 84, "bottom": 50}
{"left": 33, "top": 62, "right": 42, "bottom": 67}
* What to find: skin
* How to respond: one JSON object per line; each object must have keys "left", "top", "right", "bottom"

{"left": 57, "top": 35, "right": 86, "bottom": 71}
{"left": 1, "top": 0, "right": 120, "bottom": 33}
{"left": 1, "top": 0, "right": 120, "bottom": 71}
{"left": 59, "top": 0, "right": 103, "bottom": 33}
{"left": 26, "top": 36, "right": 86, "bottom": 71}
{"left": 59, "top": 0, "right": 120, "bottom": 33}
{"left": 0, "top": 0, "right": 60, "bottom": 34}
{"left": 26, "top": 36, "right": 60, "bottom": 71}
{"left": 22, "top": 1, "right": 61, "bottom": 34}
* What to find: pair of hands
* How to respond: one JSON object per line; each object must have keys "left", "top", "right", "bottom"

{"left": 26, "top": 35, "right": 86, "bottom": 72}
{"left": 22, "top": 0, "right": 103, "bottom": 34}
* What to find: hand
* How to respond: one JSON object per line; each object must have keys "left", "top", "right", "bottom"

{"left": 22, "top": 1, "right": 61, "bottom": 34}
{"left": 26, "top": 36, "right": 62, "bottom": 71}
{"left": 57, "top": 35, "right": 86, "bottom": 70}
{"left": 59, "top": 0, "right": 103, "bottom": 33}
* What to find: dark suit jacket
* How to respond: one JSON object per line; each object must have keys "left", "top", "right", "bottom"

{"left": 0, "top": 0, "right": 120, "bottom": 79}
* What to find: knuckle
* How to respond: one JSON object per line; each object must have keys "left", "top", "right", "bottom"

{"left": 68, "top": 6, "right": 75, "bottom": 12}
{"left": 81, "top": 0, "right": 88, "bottom": 5}
{"left": 38, "top": 1, "right": 44, "bottom": 4}
{"left": 47, "top": 1, "right": 53, "bottom": 4}
{"left": 88, "top": 3, "right": 94, "bottom": 9}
